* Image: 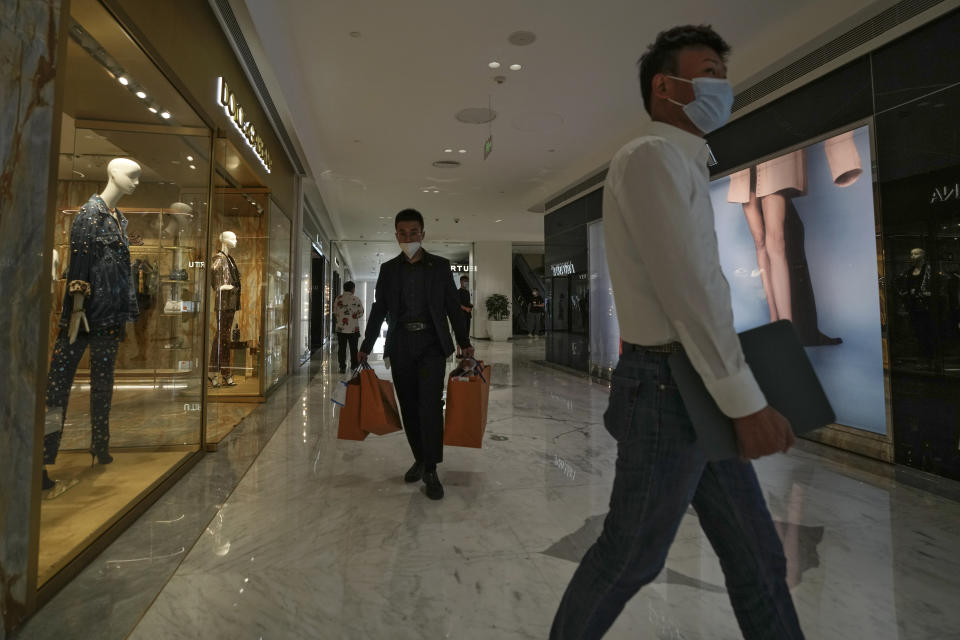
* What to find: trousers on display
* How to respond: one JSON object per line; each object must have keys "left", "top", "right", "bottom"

{"left": 43, "top": 325, "right": 123, "bottom": 464}
{"left": 210, "top": 308, "right": 235, "bottom": 377}
{"left": 390, "top": 329, "right": 447, "bottom": 468}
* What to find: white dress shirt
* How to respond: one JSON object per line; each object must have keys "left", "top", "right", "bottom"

{"left": 603, "top": 121, "right": 766, "bottom": 418}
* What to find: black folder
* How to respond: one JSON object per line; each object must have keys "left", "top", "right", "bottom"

{"left": 667, "top": 320, "right": 835, "bottom": 461}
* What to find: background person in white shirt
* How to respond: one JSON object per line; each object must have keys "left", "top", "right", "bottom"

{"left": 333, "top": 281, "right": 364, "bottom": 374}
{"left": 550, "top": 25, "right": 804, "bottom": 640}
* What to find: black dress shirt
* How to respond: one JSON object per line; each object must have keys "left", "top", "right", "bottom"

{"left": 399, "top": 258, "right": 430, "bottom": 323}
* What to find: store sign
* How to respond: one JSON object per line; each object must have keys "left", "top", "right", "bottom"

{"left": 551, "top": 261, "right": 575, "bottom": 276}
{"left": 450, "top": 264, "right": 477, "bottom": 272}
{"left": 930, "top": 182, "right": 960, "bottom": 204}
{"left": 217, "top": 77, "right": 273, "bottom": 173}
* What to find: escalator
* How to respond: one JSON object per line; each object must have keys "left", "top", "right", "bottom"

{"left": 512, "top": 254, "right": 545, "bottom": 335}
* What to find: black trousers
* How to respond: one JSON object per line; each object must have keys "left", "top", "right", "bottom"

{"left": 44, "top": 325, "right": 122, "bottom": 463}
{"left": 337, "top": 332, "right": 360, "bottom": 370}
{"left": 391, "top": 329, "right": 446, "bottom": 468}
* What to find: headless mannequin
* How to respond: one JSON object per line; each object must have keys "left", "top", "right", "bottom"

{"left": 69, "top": 158, "right": 141, "bottom": 343}
{"left": 210, "top": 231, "right": 241, "bottom": 386}
{"left": 43, "top": 158, "right": 141, "bottom": 491}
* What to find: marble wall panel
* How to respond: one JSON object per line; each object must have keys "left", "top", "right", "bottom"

{"left": 0, "top": 0, "right": 66, "bottom": 635}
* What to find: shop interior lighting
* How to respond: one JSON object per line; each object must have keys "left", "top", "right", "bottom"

{"left": 136, "top": 90, "right": 147, "bottom": 99}
{"left": 160, "top": 111, "right": 172, "bottom": 119}
{"left": 189, "top": 164, "right": 197, "bottom": 170}
{"left": 148, "top": 106, "right": 158, "bottom": 113}
{"left": 458, "top": 149, "right": 467, "bottom": 153}
{"left": 117, "top": 75, "right": 129, "bottom": 85}
{"left": 509, "top": 63, "right": 522, "bottom": 71}
{"left": 488, "top": 61, "right": 501, "bottom": 69}
{"left": 444, "top": 149, "right": 453, "bottom": 153}
{"left": 186, "top": 155, "right": 194, "bottom": 161}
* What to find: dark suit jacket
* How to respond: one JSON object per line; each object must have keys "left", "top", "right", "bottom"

{"left": 360, "top": 251, "right": 471, "bottom": 359}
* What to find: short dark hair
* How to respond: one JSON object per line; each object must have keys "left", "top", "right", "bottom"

{"left": 343, "top": 281, "right": 355, "bottom": 292}
{"left": 637, "top": 25, "right": 731, "bottom": 114}
{"left": 460, "top": 275, "right": 469, "bottom": 283}
{"left": 395, "top": 208, "right": 424, "bottom": 229}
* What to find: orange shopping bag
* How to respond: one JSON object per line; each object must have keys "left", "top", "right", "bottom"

{"left": 336, "top": 376, "right": 367, "bottom": 441}
{"left": 358, "top": 367, "right": 403, "bottom": 436}
{"left": 443, "top": 361, "right": 492, "bottom": 448}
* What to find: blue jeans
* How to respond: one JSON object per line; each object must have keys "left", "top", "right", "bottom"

{"left": 550, "top": 349, "right": 804, "bottom": 639}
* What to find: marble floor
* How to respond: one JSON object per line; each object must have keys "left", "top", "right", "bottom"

{"left": 20, "top": 341, "right": 960, "bottom": 639}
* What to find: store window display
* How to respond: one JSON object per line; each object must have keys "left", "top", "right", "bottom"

{"left": 38, "top": 0, "right": 210, "bottom": 586}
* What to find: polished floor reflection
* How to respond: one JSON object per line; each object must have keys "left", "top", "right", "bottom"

{"left": 22, "top": 341, "right": 960, "bottom": 639}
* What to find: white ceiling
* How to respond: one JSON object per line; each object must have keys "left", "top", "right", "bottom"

{"left": 239, "top": 0, "right": 882, "bottom": 267}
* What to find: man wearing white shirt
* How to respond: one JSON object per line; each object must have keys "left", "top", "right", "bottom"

{"left": 550, "top": 25, "right": 803, "bottom": 639}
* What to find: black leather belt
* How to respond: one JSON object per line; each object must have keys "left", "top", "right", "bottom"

{"left": 403, "top": 322, "right": 431, "bottom": 332}
{"left": 623, "top": 341, "right": 683, "bottom": 354}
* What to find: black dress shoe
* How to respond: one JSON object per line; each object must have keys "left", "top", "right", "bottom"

{"left": 423, "top": 470, "right": 444, "bottom": 500}
{"left": 404, "top": 461, "right": 424, "bottom": 483}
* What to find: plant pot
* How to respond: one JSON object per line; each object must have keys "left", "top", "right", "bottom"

{"left": 488, "top": 319, "right": 512, "bottom": 342}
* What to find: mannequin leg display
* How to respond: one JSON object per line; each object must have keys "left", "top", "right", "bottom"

{"left": 742, "top": 191, "right": 778, "bottom": 322}
{"left": 42, "top": 325, "right": 122, "bottom": 479}
{"left": 209, "top": 308, "right": 236, "bottom": 386}
{"left": 761, "top": 192, "right": 792, "bottom": 324}
{"left": 784, "top": 199, "right": 840, "bottom": 346}
{"left": 87, "top": 325, "right": 122, "bottom": 464}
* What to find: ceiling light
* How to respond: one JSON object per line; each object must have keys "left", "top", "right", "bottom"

{"left": 187, "top": 155, "right": 194, "bottom": 161}
{"left": 495, "top": 219, "right": 503, "bottom": 223}
{"left": 422, "top": 189, "right": 429, "bottom": 193}
{"left": 509, "top": 64, "right": 522, "bottom": 71}
{"left": 488, "top": 61, "right": 501, "bottom": 69}
{"left": 160, "top": 111, "right": 171, "bottom": 119}
{"left": 148, "top": 107, "right": 158, "bottom": 114}
{"left": 189, "top": 164, "right": 197, "bottom": 170}
{"left": 458, "top": 149, "right": 467, "bottom": 154}
{"left": 118, "top": 76, "right": 129, "bottom": 85}
{"left": 136, "top": 90, "right": 147, "bottom": 99}
{"left": 444, "top": 149, "right": 453, "bottom": 153}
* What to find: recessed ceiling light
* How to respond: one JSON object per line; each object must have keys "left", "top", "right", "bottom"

{"left": 189, "top": 164, "right": 197, "bottom": 170}
{"left": 148, "top": 107, "right": 158, "bottom": 114}
{"left": 509, "top": 64, "right": 522, "bottom": 71}
{"left": 118, "top": 76, "right": 129, "bottom": 85}
{"left": 444, "top": 149, "right": 453, "bottom": 153}
{"left": 349, "top": 31, "right": 362, "bottom": 38}
{"left": 488, "top": 61, "right": 501, "bottom": 69}
{"left": 495, "top": 219, "right": 503, "bottom": 223}
{"left": 186, "top": 155, "right": 194, "bottom": 161}
{"left": 422, "top": 189, "right": 430, "bottom": 193}
{"left": 160, "top": 111, "right": 171, "bottom": 119}
{"left": 136, "top": 91, "right": 147, "bottom": 99}
{"left": 458, "top": 149, "right": 467, "bottom": 154}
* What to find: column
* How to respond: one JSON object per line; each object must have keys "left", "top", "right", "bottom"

{"left": 0, "top": 0, "right": 68, "bottom": 633}
{"left": 472, "top": 241, "right": 513, "bottom": 340}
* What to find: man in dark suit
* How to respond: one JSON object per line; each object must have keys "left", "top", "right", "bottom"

{"left": 456, "top": 275, "right": 473, "bottom": 358}
{"left": 358, "top": 209, "right": 474, "bottom": 500}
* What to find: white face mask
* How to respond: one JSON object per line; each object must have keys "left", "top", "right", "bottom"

{"left": 400, "top": 242, "right": 421, "bottom": 259}
{"left": 666, "top": 76, "right": 734, "bottom": 134}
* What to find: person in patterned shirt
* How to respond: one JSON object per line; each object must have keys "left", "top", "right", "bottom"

{"left": 334, "top": 281, "right": 364, "bottom": 373}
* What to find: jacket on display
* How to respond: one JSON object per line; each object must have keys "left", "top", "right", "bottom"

{"left": 60, "top": 194, "right": 139, "bottom": 329}
{"left": 210, "top": 250, "right": 242, "bottom": 310}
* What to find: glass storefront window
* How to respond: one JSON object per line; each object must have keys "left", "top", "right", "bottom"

{"left": 40, "top": 0, "right": 209, "bottom": 586}
{"left": 265, "top": 203, "right": 292, "bottom": 389}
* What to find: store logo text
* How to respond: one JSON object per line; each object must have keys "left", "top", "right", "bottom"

{"left": 931, "top": 183, "right": 960, "bottom": 204}
{"left": 217, "top": 77, "right": 273, "bottom": 173}
{"left": 551, "top": 261, "right": 575, "bottom": 276}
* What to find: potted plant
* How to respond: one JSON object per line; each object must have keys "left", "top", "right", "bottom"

{"left": 485, "top": 294, "right": 512, "bottom": 342}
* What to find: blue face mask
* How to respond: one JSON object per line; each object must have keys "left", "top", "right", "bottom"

{"left": 666, "top": 76, "right": 734, "bottom": 134}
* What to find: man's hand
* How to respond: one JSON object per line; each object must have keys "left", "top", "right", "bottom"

{"left": 357, "top": 351, "right": 369, "bottom": 363}
{"left": 733, "top": 406, "right": 795, "bottom": 460}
